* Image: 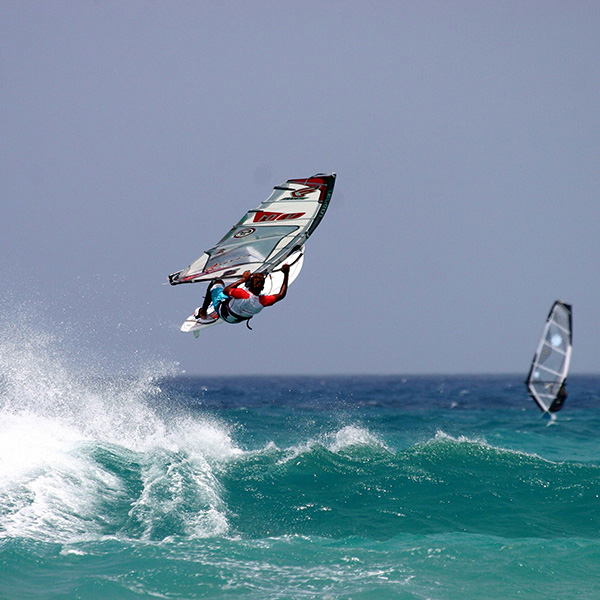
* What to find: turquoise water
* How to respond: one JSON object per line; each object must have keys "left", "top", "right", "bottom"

{"left": 1, "top": 338, "right": 600, "bottom": 599}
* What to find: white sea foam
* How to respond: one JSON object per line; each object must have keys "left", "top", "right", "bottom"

{"left": 272, "top": 425, "right": 387, "bottom": 467}
{"left": 0, "top": 312, "right": 235, "bottom": 542}
{"left": 0, "top": 411, "right": 124, "bottom": 542}
{"left": 423, "top": 430, "right": 552, "bottom": 464}
{"left": 328, "top": 425, "right": 386, "bottom": 453}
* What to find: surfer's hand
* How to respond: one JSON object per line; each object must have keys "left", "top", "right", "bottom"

{"left": 242, "top": 271, "right": 251, "bottom": 280}
{"left": 281, "top": 264, "right": 290, "bottom": 274}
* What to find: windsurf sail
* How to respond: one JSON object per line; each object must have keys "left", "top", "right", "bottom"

{"left": 526, "top": 300, "right": 573, "bottom": 413}
{"left": 168, "top": 173, "right": 335, "bottom": 286}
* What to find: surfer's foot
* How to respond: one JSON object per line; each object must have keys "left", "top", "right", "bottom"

{"left": 194, "top": 308, "right": 207, "bottom": 320}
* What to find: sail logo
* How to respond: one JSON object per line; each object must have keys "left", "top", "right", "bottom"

{"left": 234, "top": 227, "right": 256, "bottom": 238}
{"left": 253, "top": 211, "right": 305, "bottom": 223}
{"left": 291, "top": 186, "right": 317, "bottom": 198}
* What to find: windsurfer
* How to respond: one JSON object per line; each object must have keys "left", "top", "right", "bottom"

{"left": 550, "top": 381, "right": 568, "bottom": 412}
{"left": 195, "top": 264, "right": 290, "bottom": 324}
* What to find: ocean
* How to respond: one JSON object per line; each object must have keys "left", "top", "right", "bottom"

{"left": 1, "top": 349, "right": 600, "bottom": 599}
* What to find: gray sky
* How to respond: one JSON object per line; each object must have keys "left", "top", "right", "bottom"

{"left": 2, "top": 1, "right": 599, "bottom": 376}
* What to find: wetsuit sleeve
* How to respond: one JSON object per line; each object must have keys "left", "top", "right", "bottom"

{"left": 228, "top": 288, "right": 250, "bottom": 299}
{"left": 259, "top": 295, "right": 277, "bottom": 306}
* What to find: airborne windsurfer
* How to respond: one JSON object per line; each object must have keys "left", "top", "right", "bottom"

{"left": 195, "top": 264, "right": 290, "bottom": 325}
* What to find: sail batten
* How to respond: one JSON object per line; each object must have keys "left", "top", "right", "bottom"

{"left": 548, "top": 320, "right": 570, "bottom": 334}
{"left": 540, "top": 345, "right": 568, "bottom": 357}
{"left": 535, "top": 365, "right": 565, "bottom": 378}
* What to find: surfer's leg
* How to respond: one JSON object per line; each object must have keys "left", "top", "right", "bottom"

{"left": 197, "top": 280, "right": 225, "bottom": 319}
{"left": 209, "top": 281, "right": 228, "bottom": 310}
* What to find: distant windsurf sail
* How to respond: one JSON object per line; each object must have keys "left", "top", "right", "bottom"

{"left": 169, "top": 173, "right": 335, "bottom": 285}
{"left": 526, "top": 301, "right": 573, "bottom": 413}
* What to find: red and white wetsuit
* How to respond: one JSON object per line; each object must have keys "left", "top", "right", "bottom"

{"left": 224, "top": 288, "right": 277, "bottom": 321}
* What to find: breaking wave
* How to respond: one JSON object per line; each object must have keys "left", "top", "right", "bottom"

{"left": 0, "top": 315, "right": 237, "bottom": 543}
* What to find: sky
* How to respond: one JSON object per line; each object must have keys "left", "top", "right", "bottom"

{"left": 2, "top": 1, "right": 599, "bottom": 376}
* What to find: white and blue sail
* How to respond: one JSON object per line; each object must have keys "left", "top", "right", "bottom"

{"left": 526, "top": 301, "right": 573, "bottom": 413}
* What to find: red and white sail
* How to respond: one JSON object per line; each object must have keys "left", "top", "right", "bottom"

{"left": 169, "top": 173, "right": 335, "bottom": 286}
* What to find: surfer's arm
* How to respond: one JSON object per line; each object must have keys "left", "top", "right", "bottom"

{"left": 223, "top": 271, "right": 251, "bottom": 296}
{"left": 269, "top": 264, "right": 290, "bottom": 304}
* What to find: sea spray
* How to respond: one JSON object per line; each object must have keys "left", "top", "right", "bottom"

{"left": 0, "top": 317, "right": 241, "bottom": 545}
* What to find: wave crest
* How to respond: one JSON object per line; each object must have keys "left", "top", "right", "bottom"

{"left": 0, "top": 314, "right": 237, "bottom": 543}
